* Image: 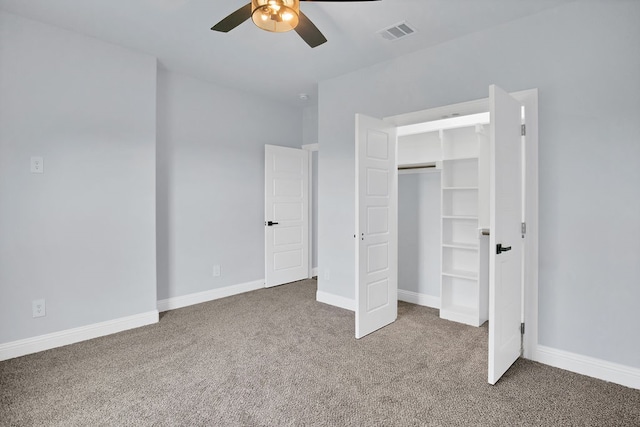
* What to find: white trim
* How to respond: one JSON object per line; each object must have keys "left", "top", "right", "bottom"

{"left": 0, "top": 310, "right": 159, "bottom": 361}
{"left": 512, "top": 88, "right": 539, "bottom": 360}
{"left": 385, "top": 97, "right": 490, "bottom": 127}
{"left": 308, "top": 148, "right": 314, "bottom": 279}
{"left": 302, "top": 144, "right": 318, "bottom": 279}
{"left": 397, "top": 289, "right": 440, "bottom": 309}
{"left": 397, "top": 112, "right": 490, "bottom": 137}
{"left": 535, "top": 345, "right": 640, "bottom": 390}
{"left": 157, "top": 279, "right": 264, "bottom": 312}
{"left": 312, "top": 267, "right": 318, "bottom": 277}
{"left": 316, "top": 290, "right": 355, "bottom": 311}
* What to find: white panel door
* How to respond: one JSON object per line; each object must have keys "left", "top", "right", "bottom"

{"left": 488, "top": 85, "right": 523, "bottom": 384}
{"left": 265, "top": 145, "right": 309, "bottom": 288}
{"left": 355, "top": 114, "right": 398, "bottom": 339}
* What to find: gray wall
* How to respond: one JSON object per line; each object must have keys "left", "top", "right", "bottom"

{"left": 156, "top": 70, "right": 302, "bottom": 300}
{"left": 303, "top": 103, "right": 319, "bottom": 270}
{"left": 0, "top": 12, "right": 158, "bottom": 343}
{"left": 317, "top": 1, "right": 640, "bottom": 368}
{"left": 398, "top": 173, "right": 441, "bottom": 297}
{"left": 303, "top": 104, "right": 319, "bottom": 146}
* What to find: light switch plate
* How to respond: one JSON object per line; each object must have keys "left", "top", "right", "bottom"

{"left": 31, "top": 157, "right": 44, "bottom": 174}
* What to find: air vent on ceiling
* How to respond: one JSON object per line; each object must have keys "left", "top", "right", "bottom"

{"left": 378, "top": 21, "right": 417, "bottom": 41}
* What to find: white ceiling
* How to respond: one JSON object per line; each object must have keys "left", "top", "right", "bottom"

{"left": 0, "top": 0, "right": 573, "bottom": 107}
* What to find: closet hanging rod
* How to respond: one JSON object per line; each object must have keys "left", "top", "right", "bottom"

{"left": 398, "top": 163, "right": 437, "bottom": 171}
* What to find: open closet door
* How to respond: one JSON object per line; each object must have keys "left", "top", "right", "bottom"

{"left": 265, "top": 145, "right": 309, "bottom": 288}
{"left": 488, "top": 85, "right": 523, "bottom": 384}
{"left": 355, "top": 114, "right": 398, "bottom": 339}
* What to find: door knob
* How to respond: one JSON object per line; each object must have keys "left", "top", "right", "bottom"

{"left": 266, "top": 221, "right": 279, "bottom": 226}
{"left": 496, "top": 244, "right": 512, "bottom": 254}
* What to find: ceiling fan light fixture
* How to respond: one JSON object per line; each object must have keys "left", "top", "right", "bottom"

{"left": 251, "top": 0, "right": 299, "bottom": 33}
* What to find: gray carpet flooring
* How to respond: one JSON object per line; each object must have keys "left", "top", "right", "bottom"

{"left": 1, "top": 279, "right": 639, "bottom": 426}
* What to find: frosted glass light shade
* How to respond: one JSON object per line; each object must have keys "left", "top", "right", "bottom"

{"left": 251, "top": 0, "right": 300, "bottom": 33}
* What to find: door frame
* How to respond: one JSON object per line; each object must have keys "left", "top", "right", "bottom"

{"left": 383, "top": 88, "right": 539, "bottom": 360}
{"left": 264, "top": 144, "right": 310, "bottom": 287}
{"left": 263, "top": 143, "right": 318, "bottom": 284}
{"left": 302, "top": 143, "right": 319, "bottom": 279}
{"left": 514, "top": 89, "right": 538, "bottom": 360}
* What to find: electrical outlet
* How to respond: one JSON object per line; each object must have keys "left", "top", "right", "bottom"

{"left": 32, "top": 299, "right": 46, "bottom": 318}
{"left": 213, "top": 265, "right": 221, "bottom": 277}
{"left": 324, "top": 269, "right": 330, "bottom": 281}
{"left": 31, "top": 157, "right": 44, "bottom": 174}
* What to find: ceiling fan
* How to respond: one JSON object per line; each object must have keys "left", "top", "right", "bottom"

{"left": 211, "top": 0, "right": 381, "bottom": 48}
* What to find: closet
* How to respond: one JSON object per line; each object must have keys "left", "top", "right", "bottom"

{"left": 355, "top": 84, "right": 537, "bottom": 385}
{"left": 397, "top": 115, "right": 491, "bottom": 327}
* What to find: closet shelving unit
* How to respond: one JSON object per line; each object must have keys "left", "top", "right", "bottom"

{"left": 397, "top": 116, "right": 489, "bottom": 327}
{"left": 439, "top": 125, "right": 488, "bottom": 327}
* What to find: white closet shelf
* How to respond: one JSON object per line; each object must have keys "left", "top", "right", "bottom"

{"left": 440, "top": 305, "right": 482, "bottom": 326}
{"left": 431, "top": 116, "right": 489, "bottom": 328}
{"left": 442, "top": 242, "right": 479, "bottom": 250}
{"left": 442, "top": 215, "right": 479, "bottom": 220}
{"left": 442, "top": 156, "right": 478, "bottom": 162}
{"left": 442, "top": 269, "right": 478, "bottom": 280}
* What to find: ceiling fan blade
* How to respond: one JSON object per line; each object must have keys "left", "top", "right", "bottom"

{"left": 211, "top": 3, "right": 252, "bottom": 32}
{"left": 295, "top": 10, "right": 327, "bottom": 48}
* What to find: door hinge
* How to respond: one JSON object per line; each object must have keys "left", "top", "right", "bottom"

{"left": 520, "top": 322, "right": 525, "bottom": 335}
{"left": 521, "top": 222, "right": 526, "bottom": 236}
{"left": 521, "top": 124, "right": 526, "bottom": 136}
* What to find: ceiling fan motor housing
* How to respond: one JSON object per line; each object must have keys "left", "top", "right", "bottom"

{"left": 251, "top": 0, "right": 300, "bottom": 32}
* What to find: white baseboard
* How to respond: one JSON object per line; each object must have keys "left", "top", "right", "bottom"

{"left": 157, "top": 279, "right": 264, "bottom": 312}
{"left": 316, "top": 290, "right": 355, "bottom": 311}
{"left": 398, "top": 289, "right": 440, "bottom": 309}
{"left": 535, "top": 345, "right": 640, "bottom": 390}
{"left": 0, "top": 310, "right": 159, "bottom": 362}
{"left": 315, "top": 290, "right": 439, "bottom": 312}
{"left": 311, "top": 267, "right": 318, "bottom": 277}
